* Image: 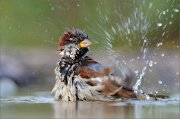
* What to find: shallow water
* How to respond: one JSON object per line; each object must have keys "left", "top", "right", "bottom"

{"left": 0, "top": 90, "right": 179, "bottom": 119}
{"left": 1, "top": 0, "right": 179, "bottom": 118}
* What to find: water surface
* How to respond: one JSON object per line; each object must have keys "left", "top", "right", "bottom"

{"left": 0, "top": 90, "right": 179, "bottom": 119}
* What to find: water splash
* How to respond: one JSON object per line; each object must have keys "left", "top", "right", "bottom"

{"left": 161, "top": 53, "right": 165, "bottom": 57}
{"left": 133, "top": 61, "right": 148, "bottom": 92}
{"left": 173, "top": 8, "right": 179, "bottom": 12}
{"left": 156, "top": 42, "right": 163, "bottom": 47}
{"left": 94, "top": 0, "right": 179, "bottom": 96}
{"left": 148, "top": 60, "right": 154, "bottom": 67}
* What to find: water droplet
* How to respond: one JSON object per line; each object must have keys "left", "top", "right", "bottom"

{"left": 149, "top": 60, "right": 153, "bottom": 67}
{"left": 104, "top": 31, "right": 111, "bottom": 39}
{"left": 77, "top": 4, "right": 80, "bottom": 7}
{"left": 171, "top": 14, "right": 174, "bottom": 18}
{"left": 135, "top": 70, "right": 139, "bottom": 74}
{"left": 162, "top": 32, "right": 166, "bottom": 37}
{"left": 139, "top": 90, "right": 143, "bottom": 94}
{"left": 143, "top": 48, "right": 148, "bottom": 59}
{"left": 111, "top": 26, "right": 116, "bottom": 34}
{"left": 157, "top": 23, "right": 163, "bottom": 27}
{"left": 106, "top": 42, "right": 112, "bottom": 48}
{"left": 158, "top": 80, "right": 162, "bottom": 84}
{"left": 105, "top": 15, "right": 108, "bottom": 21}
{"left": 176, "top": 72, "right": 179, "bottom": 75}
{"left": 149, "top": 3, "right": 152, "bottom": 9}
{"left": 162, "top": 11, "right": 166, "bottom": 15}
{"left": 173, "top": 8, "right": 179, "bottom": 12}
{"left": 156, "top": 42, "right": 163, "bottom": 47}
{"left": 145, "top": 94, "right": 150, "bottom": 100}
{"left": 122, "top": 60, "right": 126, "bottom": 64}
{"left": 163, "top": 24, "right": 167, "bottom": 30}
{"left": 127, "top": 28, "right": 130, "bottom": 34}
{"left": 161, "top": 53, "right": 165, "bottom": 57}
{"left": 130, "top": 58, "right": 135, "bottom": 62}
{"left": 51, "top": 7, "right": 55, "bottom": 11}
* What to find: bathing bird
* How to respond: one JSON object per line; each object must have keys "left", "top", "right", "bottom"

{"left": 51, "top": 29, "right": 168, "bottom": 101}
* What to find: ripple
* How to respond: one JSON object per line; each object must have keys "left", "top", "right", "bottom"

{"left": 0, "top": 96, "right": 54, "bottom": 104}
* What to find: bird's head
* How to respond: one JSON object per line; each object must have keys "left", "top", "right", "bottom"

{"left": 57, "top": 29, "right": 92, "bottom": 60}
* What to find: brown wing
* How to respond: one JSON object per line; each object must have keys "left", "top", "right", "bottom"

{"left": 77, "top": 56, "right": 137, "bottom": 99}
{"left": 76, "top": 56, "right": 111, "bottom": 79}
{"left": 102, "top": 79, "right": 137, "bottom": 98}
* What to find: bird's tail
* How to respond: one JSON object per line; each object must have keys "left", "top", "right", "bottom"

{"left": 136, "top": 92, "right": 169, "bottom": 100}
{"left": 147, "top": 93, "right": 169, "bottom": 100}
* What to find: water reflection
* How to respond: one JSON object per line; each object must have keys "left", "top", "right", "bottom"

{"left": 0, "top": 94, "right": 179, "bottom": 119}
{"left": 53, "top": 99, "right": 180, "bottom": 119}
{"left": 53, "top": 101, "right": 135, "bottom": 119}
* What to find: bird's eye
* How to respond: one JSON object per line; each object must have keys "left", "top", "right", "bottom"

{"left": 73, "top": 40, "right": 77, "bottom": 43}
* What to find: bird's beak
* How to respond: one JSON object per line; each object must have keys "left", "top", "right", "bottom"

{"left": 79, "top": 39, "right": 92, "bottom": 48}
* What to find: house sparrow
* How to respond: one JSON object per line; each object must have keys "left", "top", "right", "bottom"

{"left": 51, "top": 29, "right": 168, "bottom": 101}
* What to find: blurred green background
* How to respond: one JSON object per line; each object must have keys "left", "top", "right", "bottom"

{"left": 0, "top": 0, "right": 179, "bottom": 49}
